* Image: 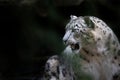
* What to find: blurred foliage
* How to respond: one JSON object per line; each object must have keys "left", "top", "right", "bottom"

{"left": 0, "top": 0, "right": 120, "bottom": 80}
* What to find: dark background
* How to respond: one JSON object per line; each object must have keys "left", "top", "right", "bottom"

{"left": 0, "top": 0, "right": 120, "bottom": 80}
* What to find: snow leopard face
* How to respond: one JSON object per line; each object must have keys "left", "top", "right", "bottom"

{"left": 63, "top": 15, "right": 95, "bottom": 54}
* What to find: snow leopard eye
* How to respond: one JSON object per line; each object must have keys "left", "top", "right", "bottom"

{"left": 71, "top": 24, "right": 80, "bottom": 33}
{"left": 75, "top": 24, "right": 79, "bottom": 28}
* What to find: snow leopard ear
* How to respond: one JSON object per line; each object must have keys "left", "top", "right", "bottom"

{"left": 70, "top": 15, "right": 77, "bottom": 20}
{"left": 84, "top": 16, "right": 95, "bottom": 29}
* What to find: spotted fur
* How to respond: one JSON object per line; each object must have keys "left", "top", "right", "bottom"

{"left": 43, "top": 15, "right": 120, "bottom": 80}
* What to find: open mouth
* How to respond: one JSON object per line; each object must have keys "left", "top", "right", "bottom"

{"left": 70, "top": 43, "right": 80, "bottom": 50}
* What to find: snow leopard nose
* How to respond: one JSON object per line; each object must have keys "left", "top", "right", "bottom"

{"left": 63, "top": 36, "right": 67, "bottom": 44}
{"left": 63, "top": 30, "right": 72, "bottom": 44}
{"left": 63, "top": 40, "right": 67, "bottom": 44}
{"left": 63, "top": 31, "right": 71, "bottom": 44}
